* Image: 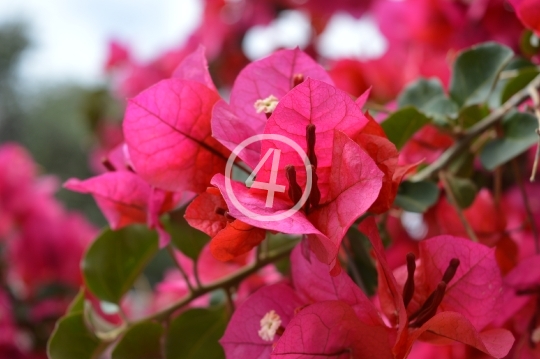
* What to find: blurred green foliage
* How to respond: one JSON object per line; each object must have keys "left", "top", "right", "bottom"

{"left": 0, "top": 21, "right": 122, "bottom": 226}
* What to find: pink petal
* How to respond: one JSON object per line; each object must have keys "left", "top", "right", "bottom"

{"left": 211, "top": 49, "right": 333, "bottom": 168}
{"left": 172, "top": 45, "right": 216, "bottom": 91}
{"left": 211, "top": 173, "right": 321, "bottom": 236}
{"left": 123, "top": 79, "right": 228, "bottom": 193}
{"left": 290, "top": 245, "right": 383, "bottom": 326}
{"left": 64, "top": 172, "right": 150, "bottom": 229}
{"left": 419, "top": 235, "right": 502, "bottom": 330}
{"left": 230, "top": 48, "right": 333, "bottom": 142}
{"left": 220, "top": 283, "right": 304, "bottom": 359}
{"left": 185, "top": 189, "right": 228, "bottom": 237}
{"left": 211, "top": 100, "right": 263, "bottom": 168}
{"left": 355, "top": 87, "right": 371, "bottom": 108}
{"left": 359, "top": 217, "right": 409, "bottom": 334}
{"left": 397, "top": 312, "right": 514, "bottom": 359}
{"left": 258, "top": 79, "right": 369, "bottom": 201}
{"left": 271, "top": 301, "right": 393, "bottom": 359}
{"left": 307, "top": 131, "right": 383, "bottom": 264}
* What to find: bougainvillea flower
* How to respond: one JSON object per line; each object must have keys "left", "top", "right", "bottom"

{"left": 211, "top": 48, "right": 333, "bottom": 168}
{"left": 211, "top": 79, "right": 383, "bottom": 267}
{"left": 271, "top": 300, "right": 394, "bottom": 359}
{"left": 124, "top": 78, "right": 229, "bottom": 194}
{"left": 399, "top": 124, "right": 454, "bottom": 166}
{"left": 359, "top": 218, "right": 514, "bottom": 359}
{"left": 495, "top": 255, "right": 540, "bottom": 358}
{"left": 7, "top": 199, "right": 96, "bottom": 295}
{"left": 104, "top": 40, "right": 130, "bottom": 71}
{"left": 508, "top": 0, "right": 540, "bottom": 37}
{"left": 185, "top": 188, "right": 266, "bottom": 261}
{"left": 354, "top": 110, "right": 413, "bottom": 214}
{"left": 220, "top": 244, "right": 388, "bottom": 358}
{"left": 172, "top": 45, "right": 216, "bottom": 91}
{"left": 426, "top": 189, "right": 508, "bottom": 247}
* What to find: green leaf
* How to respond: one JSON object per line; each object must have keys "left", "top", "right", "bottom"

{"left": 394, "top": 181, "right": 440, "bottom": 213}
{"left": 165, "top": 307, "right": 227, "bottom": 359}
{"left": 480, "top": 111, "right": 539, "bottom": 170}
{"left": 450, "top": 42, "right": 514, "bottom": 107}
{"left": 47, "top": 313, "right": 103, "bottom": 359}
{"left": 67, "top": 289, "right": 85, "bottom": 314}
{"left": 501, "top": 68, "right": 540, "bottom": 104}
{"left": 398, "top": 78, "right": 458, "bottom": 124}
{"left": 458, "top": 104, "right": 489, "bottom": 129}
{"left": 447, "top": 151, "right": 475, "bottom": 178}
{"left": 166, "top": 207, "right": 210, "bottom": 260}
{"left": 346, "top": 227, "right": 378, "bottom": 296}
{"left": 444, "top": 174, "right": 477, "bottom": 209}
{"left": 112, "top": 321, "right": 164, "bottom": 359}
{"left": 398, "top": 78, "right": 445, "bottom": 108}
{"left": 381, "top": 107, "right": 430, "bottom": 150}
{"left": 83, "top": 225, "right": 159, "bottom": 303}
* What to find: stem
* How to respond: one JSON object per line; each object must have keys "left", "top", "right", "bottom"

{"left": 439, "top": 171, "right": 479, "bottom": 242}
{"left": 139, "top": 242, "right": 296, "bottom": 324}
{"left": 411, "top": 74, "right": 540, "bottom": 182}
{"left": 512, "top": 159, "right": 540, "bottom": 254}
{"left": 166, "top": 244, "right": 195, "bottom": 292}
{"left": 193, "top": 257, "right": 202, "bottom": 288}
{"left": 224, "top": 287, "right": 235, "bottom": 314}
{"left": 364, "top": 101, "right": 390, "bottom": 114}
{"left": 528, "top": 85, "right": 540, "bottom": 182}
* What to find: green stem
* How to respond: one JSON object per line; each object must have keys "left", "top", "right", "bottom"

{"left": 136, "top": 242, "right": 296, "bottom": 324}
{"left": 166, "top": 244, "right": 195, "bottom": 292}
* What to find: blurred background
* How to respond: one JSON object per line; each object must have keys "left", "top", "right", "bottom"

{"left": 0, "top": 0, "right": 389, "bottom": 225}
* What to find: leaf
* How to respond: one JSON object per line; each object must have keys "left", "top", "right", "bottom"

{"left": 166, "top": 207, "right": 211, "bottom": 260}
{"left": 67, "top": 288, "right": 85, "bottom": 314}
{"left": 165, "top": 307, "right": 228, "bottom": 359}
{"left": 480, "top": 111, "right": 538, "bottom": 170}
{"left": 124, "top": 79, "right": 226, "bottom": 193}
{"left": 47, "top": 313, "right": 102, "bottom": 359}
{"left": 346, "top": 226, "right": 379, "bottom": 296}
{"left": 500, "top": 67, "right": 540, "bottom": 103}
{"left": 381, "top": 107, "right": 430, "bottom": 150}
{"left": 394, "top": 181, "right": 439, "bottom": 213}
{"left": 458, "top": 104, "right": 490, "bottom": 129}
{"left": 397, "top": 78, "right": 458, "bottom": 124}
{"left": 449, "top": 42, "right": 514, "bottom": 107}
{"left": 112, "top": 321, "right": 164, "bottom": 359}
{"left": 82, "top": 225, "right": 159, "bottom": 303}
{"left": 271, "top": 301, "right": 393, "bottom": 359}
{"left": 398, "top": 78, "right": 445, "bottom": 108}
{"left": 444, "top": 174, "right": 477, "bottom": 209}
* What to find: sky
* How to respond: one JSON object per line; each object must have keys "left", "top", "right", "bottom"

{"left": 0, "top": 0, "right": 202, "bottom": 85}
{"left": 0, "top": 0, "right": 385, "bottom": 86}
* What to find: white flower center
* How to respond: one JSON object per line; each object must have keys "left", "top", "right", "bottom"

{"left": 254, "top": 95, "right": 279, "bottom": 114}
{"left": 258, "top": 310, "right": 282, "bottom": 341}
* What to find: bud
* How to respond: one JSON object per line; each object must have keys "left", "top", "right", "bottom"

{"left": 293, "top": 73, "right": 304, "bottom": 88}
{"left": 286, "top": 165, "right": 303, "bottom": 204}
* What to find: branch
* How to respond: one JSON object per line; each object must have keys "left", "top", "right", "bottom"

{"left": 137, "top": 242, "right": 296, "bottom": 324}
{"left": 528, "top": 84, "right": 540, "bottom": 182}
{"left": 410, "top": 74, "right": 540, "bottom": 182}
